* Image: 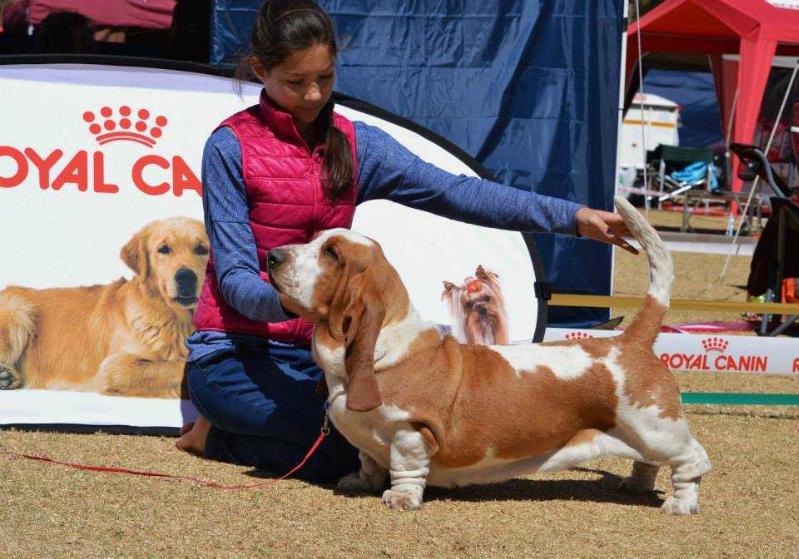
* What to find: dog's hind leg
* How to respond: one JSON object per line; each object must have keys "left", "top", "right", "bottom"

{"left": 611, "top": 417, "right": 711, "bottom": 515}
{"left": 0, "top": 291, "right": 36, "bottom": 389}
{"left": 660, "top": 437, "right": 711, "bottom": 515}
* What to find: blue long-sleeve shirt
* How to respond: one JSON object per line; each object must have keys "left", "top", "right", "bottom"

{"left": 186, "top": 121, "right": 583, "bottom": 359}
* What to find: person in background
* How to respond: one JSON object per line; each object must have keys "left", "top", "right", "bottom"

{"left": 0, "top": 0, "right": 29, "bottom": 54}
{"left": 169, "top": 0, "right": 210, "bottom": 62}
{"left": 176, "top": 0, "right": 636, "bottom": 483}
{"left": 1, "top": 0, "right": 28, "bottom": 36}
{"left": 33, "top": 10, "right": 94, "bottom": 54}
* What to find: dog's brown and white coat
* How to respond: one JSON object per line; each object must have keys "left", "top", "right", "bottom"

{"left": 268, "top": 197, "right": 711, "bottom": 514}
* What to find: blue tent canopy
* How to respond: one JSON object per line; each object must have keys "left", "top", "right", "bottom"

{"left": 211, "top": 1, "right": 624, "bottom": 327}
{"left": 644, "top": 69, "right": 723, "bottom": 148}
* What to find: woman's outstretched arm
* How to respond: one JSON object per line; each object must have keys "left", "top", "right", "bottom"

{"left": 354, "top": 122, "right": 635, "bottom": 253}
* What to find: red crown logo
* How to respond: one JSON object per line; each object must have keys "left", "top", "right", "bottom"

{"left": 565, "top": 332, "right": 593, "bottom": 340}
{"left": 83, "top": 106, "right": 168, "bottom": 147}
{"left": 701, "top": 337, "right": 728, "bottom": 353}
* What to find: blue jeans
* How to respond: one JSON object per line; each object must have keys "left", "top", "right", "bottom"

{"left": 186, "top": 340, "right": 360, "bottom": 484}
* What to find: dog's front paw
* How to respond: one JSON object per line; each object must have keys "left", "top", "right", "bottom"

{"left": 97, "top": 355, "right": 128, "bottom": 392}
{"left": 381, "top": 488, "right": 423, "bottom": 511}
{"left": 336, "top": 472, "right": 383, "bottom": 495}
{"left": 660, "top": 495, "right": 699, "bottom": 515}
{"left": 0, "top": 364, "right": 22, "bottom": 389}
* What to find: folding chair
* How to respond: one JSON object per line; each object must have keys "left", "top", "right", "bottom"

{"left": 645, "top": 145, "right": 715, "bottom": 210}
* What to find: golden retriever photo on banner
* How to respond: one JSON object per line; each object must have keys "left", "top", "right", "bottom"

{"left": 0, "top": 217, "right": 208, "bottom": 398}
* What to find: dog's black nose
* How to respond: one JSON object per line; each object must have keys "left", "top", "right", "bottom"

{"left": 477, "top": 306, "right": 488, "bottom": 317}
{"left": 175, "top": 268, "right": 197, "bottom": 293}
{"left": 267, "top": 249, "right": 286, "bottom": 268}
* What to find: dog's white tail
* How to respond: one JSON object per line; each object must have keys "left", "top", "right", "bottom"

{"left": 614, "top": 196, "right": 674, "bottom": 346}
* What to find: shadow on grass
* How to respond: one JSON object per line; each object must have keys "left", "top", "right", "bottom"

{"left": 240, "top": 466, "right": 665, "bottom": 509}
{"left": 422, "top": 468, "right": 665, "bottom": 508}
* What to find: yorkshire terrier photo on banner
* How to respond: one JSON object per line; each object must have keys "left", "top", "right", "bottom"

{"left": 442, "top": 265, "right": 509, "bottom": 346}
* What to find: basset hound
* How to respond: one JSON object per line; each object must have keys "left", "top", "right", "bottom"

{"left": 267, "top": 197, "right": 711, "bottom": 514}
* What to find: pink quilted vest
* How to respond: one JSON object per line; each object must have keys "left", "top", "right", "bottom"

{"left": 193, "top": 91, "right": 358, "bottom": 345}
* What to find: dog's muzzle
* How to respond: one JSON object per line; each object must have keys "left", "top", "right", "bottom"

{"left": 174, "top": 268, "right": 198, "bottom": 306}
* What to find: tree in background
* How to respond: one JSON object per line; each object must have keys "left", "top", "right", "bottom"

{"left": 630, "top": 0, "right": 665, "bottom": 20}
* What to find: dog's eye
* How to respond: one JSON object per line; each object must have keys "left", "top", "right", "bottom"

{"left": 195, "top": 245, "right": 209, "bottom": 256}
{"left": 465, "top": 302, "right": 474, "bottom": 310}
{"left": 324, "top": 246, "right": 338, "bottom": 261}
{"left": 158, "top": 245, "right": 171, "bottom": 255}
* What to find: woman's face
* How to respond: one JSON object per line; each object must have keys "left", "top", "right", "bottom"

{"left": 254, "top": 43, "right": 336, "bottom": 126}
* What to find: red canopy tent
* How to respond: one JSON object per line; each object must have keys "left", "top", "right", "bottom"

{"left": 626, "top": 0, "right": 799, "bottom": 193}
{"left": 29, "top": 0, "right": 175, "bottom": 30}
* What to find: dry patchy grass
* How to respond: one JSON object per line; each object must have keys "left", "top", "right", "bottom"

{"left": 2, "top": 208, "right": 797, "bottom": 558}
{"left": 2, "top": 406, "right": 797, "bottom": 558}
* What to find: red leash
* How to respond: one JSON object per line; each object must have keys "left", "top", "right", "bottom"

{"left": 2, "top": 416, "right": 331, "bottom": 491}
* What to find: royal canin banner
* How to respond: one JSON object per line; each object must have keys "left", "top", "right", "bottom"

{"left": 0, "top": 59, "right": 545, "bottom": 431}
{"left": 545, "top": 329, "right": 799, "bottom": 376}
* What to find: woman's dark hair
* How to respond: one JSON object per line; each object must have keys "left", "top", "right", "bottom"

{"left": 237, "top": 0, "right": 352, "bottom": 200}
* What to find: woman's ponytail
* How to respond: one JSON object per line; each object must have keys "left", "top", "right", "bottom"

{"left": 320, "top": 102, "right": 353, "bottom": 200}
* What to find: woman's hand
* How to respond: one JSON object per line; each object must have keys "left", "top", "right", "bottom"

{"left": 575, "top": 207, "right": 639, "bottom": 255}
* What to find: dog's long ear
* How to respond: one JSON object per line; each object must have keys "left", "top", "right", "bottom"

{"left": 120, "top": 226, "right": 150, "bottom": 279}
{"left": 343, "top": 281, "right": 384, "bottom": 412}
{"left": 326, "top": 261, "right": 384, "bottom": 412}
{"left": 328, "top": 265, "right": 360, "bottom": 343}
